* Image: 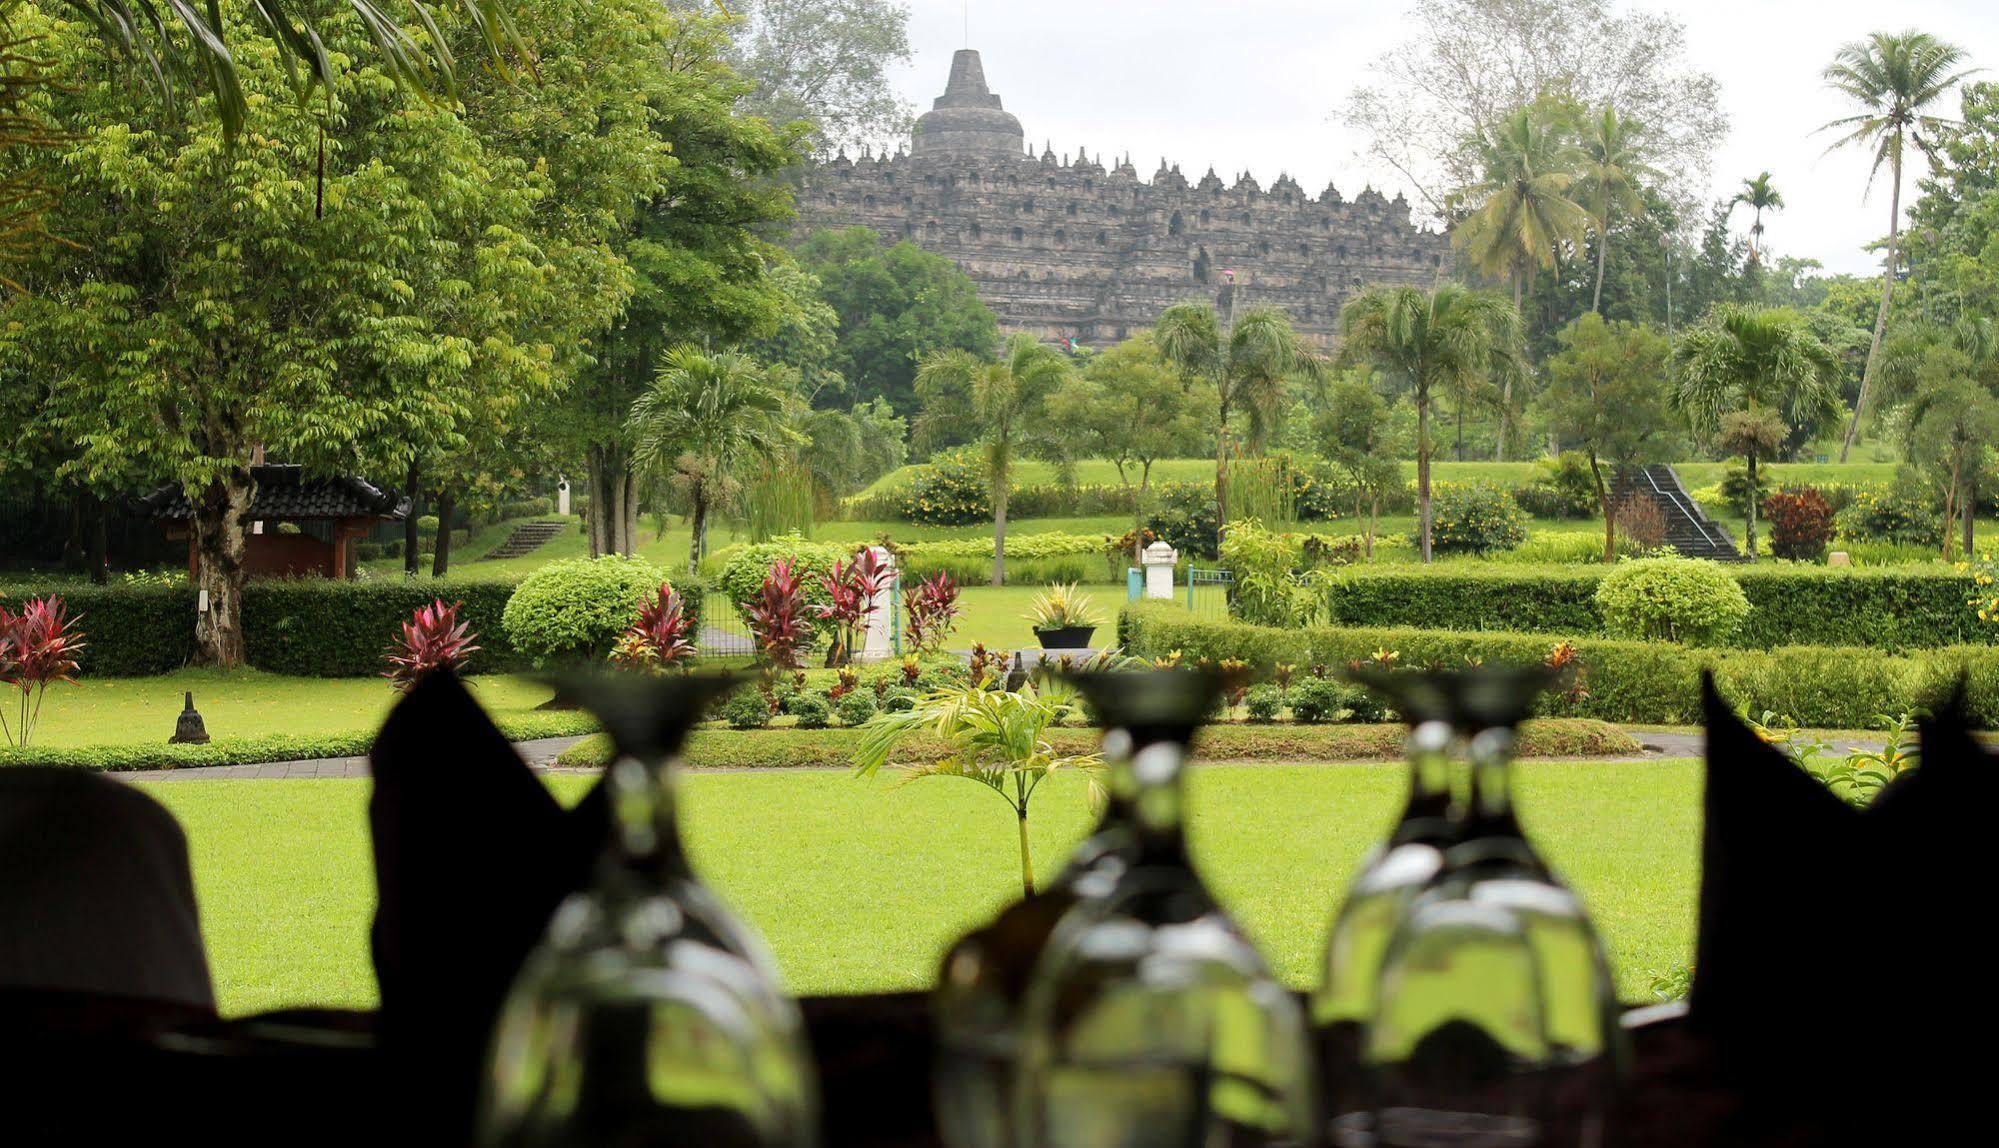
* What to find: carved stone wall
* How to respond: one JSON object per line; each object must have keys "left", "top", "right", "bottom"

{"left": 792, "top": 50, "right": 1450, "bottom": 346}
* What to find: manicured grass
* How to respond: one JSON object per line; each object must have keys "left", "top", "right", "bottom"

{"left": 31, "top": 668, "right": 557, "bottom": 750}
{"left": 135, "top": 759, "right": 1700, "bottom": 1016}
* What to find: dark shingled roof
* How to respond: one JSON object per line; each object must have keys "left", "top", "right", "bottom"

{"left": 133, "top": 464, "right": 410, "bottom": 522}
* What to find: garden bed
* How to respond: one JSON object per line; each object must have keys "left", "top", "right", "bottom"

{"left": 0, "top": 711, "right": 602, "bottom": 772}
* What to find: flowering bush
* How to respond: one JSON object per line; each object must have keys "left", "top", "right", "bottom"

{"left": 0, "top": 595, "right": 86, "bottom": 748}
{"left": 1835, "top": 486, "right": 1942, "bottom": 546}
{"left": 1594, "top": 558, "right": 1751, "bottom": 645}
{"left": 1763, "top": 488, "right": 1836, "bottom": 562}
{"left": 904, "top": 571, "right": 961, "bottom": 654}
{"left": 609, "top": 585, "right": 697, "bottom": 673}
{"left": 745, "top": 560, "right": 813, "bottom": 669}
{"left": 1420, "top": 482, "right": 1529, "bottom": 555}
{"left": 814, "top": 549, "right": 893, "bottom": 666}
{"left": 897, "top": 449, "right": 991, "bottom": 525}
{"left": 384, "top": 599, "right": 480, "bottom": 691}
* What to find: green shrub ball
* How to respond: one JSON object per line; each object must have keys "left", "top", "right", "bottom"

{"left": 789, "top": 692, "right": 833, "bottom": 730}
{"left": 1289, "top": 677, "right": 1349, "bottom": 724}
{"left": 1243, "top": 684, "right": 1284, "bottom": 722}
{"left": 721, "top": 691, "right": 773, "bottom": 730}
{"left": 501, "top": 555, "right": 669, "bottom": 665}
{"left": 1594, "top": 558, "right": 1752, "bottom": 645}
{"left": 835, "top": 690, "right": 878, "bottom": 727}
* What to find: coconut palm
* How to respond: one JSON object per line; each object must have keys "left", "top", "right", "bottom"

{"left": 629, "top": 347, "right": 802, "bottom": 577}
{"left": 914, "top": 333, "right": 1071, "bottom": 586}
{"left": 1153, "top": 301, "right": 1300, "bottom": 526}
{"left": 1339, "top": 283, "right": 1522, "bottom": 562}
{"left": 1453, "top": 106, "right": 1591, "bottom": 457}
{"left": 1575, "top": 106, "right": 1656, "bottom": 314}
{"left": 1672, "top": 306, "right": 1845, "bottom": 562}
{"left": 1730, "top": 173, "right": 1785, "bottom": 266}
{"left": 1821, "top": 29, "right": 1981, "bottom": 461}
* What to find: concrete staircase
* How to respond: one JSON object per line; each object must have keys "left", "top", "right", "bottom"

{"left": 480, "top": 518, "right": 567, "bottom": 561}
{"left": 1611, "top": 465, "right": 1744, "bottom": 562}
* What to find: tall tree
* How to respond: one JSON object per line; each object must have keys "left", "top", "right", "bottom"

{"left": 725, "top": 0, "right": 914, "bottom": 156}
{"left": 1903, "top": 81, "right": 1999, "bottom": 323}
{"left": 913, "top": 334, "right": 1070, "bottom": 586}
{"left": 1672, "top": 306, "right": 1845, "bottom": 561}
{"left": 629, "top": 347, "right": 800, "bottom": 576}
{"left": 1454, "top": 105, "right": 1590, "bottom": 457}
{"left": 1539, "top": 314, "right": 1672, "bottom": 561}
{"left": 1730, "top": 173, "right": 1785, "bottom": 267}
{"left": 1822, "top": 29, "right": 1980, "bottom": 461}
{"left": 1339, "top": 284, "right": 1521, "bottom": 562}
{"left": 1312, "top": 373, "right": 1406, "bottom": 558}
{"left": 1878, "top": 317, "right": 1999, "bottom": 557}
{"left": 1576, "top": 107, "right": 1656, "bottom": 315}
{"left": 1154, "top": 302, "right": 1300, "bottom": 527}
{"left": 1046, "top": 334, "right": 1210, "bottom": 536}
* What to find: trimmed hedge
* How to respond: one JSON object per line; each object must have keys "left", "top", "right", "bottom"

{"left": 1318, "top": 566, "right": 1984, "bottom": 652}
{"left": 1119, "top": 601, "right": 1999, "bottom": 729}
{"left": 0, "top": 574, "right": 707, "bottom": 678}
{"left": 555, "top": 717, "right": 1638, "bottom": 769}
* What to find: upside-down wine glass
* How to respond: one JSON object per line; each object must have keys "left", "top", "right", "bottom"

{"left": 1013, "top": 669, "right": 1315, "bottom": 1148}
{"left": 477, "top": 672, "right": 819, "bottom": 1148}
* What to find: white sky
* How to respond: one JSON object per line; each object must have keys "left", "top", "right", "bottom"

{"left": 887, "top": 1, "right": 1999, "bottom": 278}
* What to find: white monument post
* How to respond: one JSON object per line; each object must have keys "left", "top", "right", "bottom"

{"left": 1141, "top": 540, "right": 1178, "bottom": 600}
{"left": 859, "top": 545, "right": 899, "bottom": 661}
{"left": 556, "top": 479, "right": 571, "bottom": 517}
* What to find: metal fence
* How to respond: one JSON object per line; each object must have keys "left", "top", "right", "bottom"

{"left": 695, "top": 575, "right": 905, "bottom": 662}
{"left": 1185, "top": 567, "right": 1234, "bottom": 622}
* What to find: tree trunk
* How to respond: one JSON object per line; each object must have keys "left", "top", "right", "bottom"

{"left": 622, "top": 471, "right": 639, "bottom": 557}
{"left": 992, "top": 478, "right": 1009, "bottom": 588}
{"left": 584, "top": 447, "right": 606, "bottom": 558}
{"left": 1842, "top": 153, "right": 1904, "bottom": 462}
{"left": 1215, "top": 396, "right": 1231, "bottom": 532}
{"left": 192, "top": 468, "right": 254, "bottom": 668}
{"left": 1455, "top": 400, "right": 1465, "bottom": 462}
{"left": 607, "top": 465, "right": 627, "bottom": 560}
{"left": 1015, "top": 809, "right": 1035, "bottom": 897}
{"left": 403, "top": 457, "right": 422, "bottom": 576}
{"left": 1497, "top": 272, "right": 1522, "bottom": 462}
{"left": 1367, "top": 492, "right": 1379, "bottom": 559}
{"left": 430, "top": 487, "right": 456, "bottom": 578}
{"left": 1964, "top": 471, "right": 1977, "bottom": 560}
{"left": 1591, "top": 224, "right": 1609, "bottom": 315}
{"left": 1590, "top": 453, "right": 1616, "bottom": 563}
{"left": 1744, "top": 451, "right": 1759, "bottom": 562}
{"left": 1136, "top": 461, "right": 1152, "bottom": 542}
{"left": 1417, "top": 392, "right": 1434, "bottom": 564}
{"left": 688, "top": 484, "right": 708, "bottom": 578}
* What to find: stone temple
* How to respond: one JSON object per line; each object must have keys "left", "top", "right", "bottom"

{"left": 792, "top": 49, "right": 1450, "bottom": 346}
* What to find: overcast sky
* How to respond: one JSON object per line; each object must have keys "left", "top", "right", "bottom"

{"left": 884, "top": 1, "right": 1999, "bottom": 278}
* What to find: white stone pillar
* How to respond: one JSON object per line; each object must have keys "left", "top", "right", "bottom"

{"left": 556, "top": 479, "right": 571, "bottom": 517}
{"left": 1141, "top": 541, "right": 1178, "bottom": 600}
{"left": 860, "top": 545, "right": 899, "bottom": 661}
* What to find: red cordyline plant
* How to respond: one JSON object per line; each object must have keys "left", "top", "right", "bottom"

{"left": 610, "top": 584, "right": 698, "bottom": 673}
{"left": 0, "top": 595, "right": 87, "bottom": 748}
{"left": 384, "top": 599, "right": 480, "bottom": 693}
{"left": 814, "top": 548, "right": 892, "bottom": 666}
{"left": 903, "top": 571, "right": 960, "bottom": 655}
{"left": 746, "top": 559, "right": 812, "bottom": 670}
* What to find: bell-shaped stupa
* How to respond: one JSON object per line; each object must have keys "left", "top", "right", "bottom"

{"left": 912, "top": 49, "right": 1025, "bottom": 158}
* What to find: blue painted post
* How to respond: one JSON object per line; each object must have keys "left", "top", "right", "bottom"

{"left": 1127, "top": 567, "right": 1143, "bottom": 601}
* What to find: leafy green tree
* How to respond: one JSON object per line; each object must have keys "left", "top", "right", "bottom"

{"left": 4, "top": 10, "right": 577, "bottom": 665}
{"left": 1672, "top": 305, "right": 1845, "bottom": 561}
{"left": 914, "top": 334, "right": 1070, "bottom": 586}
{"left": 1046, "top": 335, "right": 1210, "bottom": 535}
{"left": 1153, "top": 302, "right": 1302, "bottom": 526}
{"left": 1821, "top": 29, "right": 1980, "bottom": 461}
{"left": 726, "top": 0, "right": 914, "bottom": 156}
{"left": 1878, "top": 318, "right": 1999, "bottom": 556}
{"left": 1905, "top": 81, "right": 1999, "bottom": 323}
{"left": 1730, "top": 173, "right": 1785, "bottom": 266}
{"left": 1454, "top": 106, "right": 1591, "bottom": 457}
{"left": 794, "top": 227, "right": 998, "bottom": 418}
{"left": 1540, "top": 314, "right": 1673, "bottom": 561}
{"left": 629, "top": 347, "right": 801, "bottom": 576}
{"left": 1339, "top": 284, "right": 1522, "bottom": 562}
{"left": 1576, "top": 106, "right": 1656, "bottom": 315}
{"left": 1311, "top": 373, "right": 1406, "bottom": 557}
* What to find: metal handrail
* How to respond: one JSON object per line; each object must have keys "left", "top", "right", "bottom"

{"left": 1640, "top": 466, "right": 1730, "bottom": 553}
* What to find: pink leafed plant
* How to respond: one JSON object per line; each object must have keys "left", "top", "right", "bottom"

{"left": 385, "top": 599, "right": 480, "bottom": 693}
{"left": 746, "top": 559, "right": 812, "bottom": 670}
{"left": 610, "top": 584, "right": 698, "bottom": 673}
{"left": 814, "top": 548, "right": 893, "bottom": 666}
{"left": 0, "top": 595, "right": 86, "bottom": 748}
{"left": 903, "top": 571, "right": 960, "bottom": 655}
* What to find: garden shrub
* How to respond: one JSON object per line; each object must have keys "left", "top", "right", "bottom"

{"left": 1764, "top": 488, "right": 1836, "bottom": 561}
{"left": 1288, "top": 676, "right": 1347, "bottom": 724}
{"left": 1614, "top": 494, "right": 1667, "bottom": 553}
{"left": 1422, "top": 482, "right": 1529, "bottom": 555}
{"left": 501, "top": 556, "right": 669, "bottom": 666}
{"left": 788, "top": 691, "right": 832, "bottom": 729}
{"left": 897, "top": 449, "right": 991, "bottom": 525}
{"left": 1143, "top": 482, "right": 1221, "bottom": 560}
{"left": 1836, "top": 485, "right": 1942, "bottom": 545}
{"left": 1219, "top": 520, "right": 1326, "bottom": 628}
{"left": 1243, "top": 684, "right": 1284, "bottom": 722}
{"left": 881, "top": 686, "right": 918, "bottom": 712}
{"left": 721, "top": 691, "right": 772, "bottom": 730}
{"left": 1594, "top": 559, "right": 1751, "bottom": 645}
{"left": 1513, "top": 453, "right": 1599, "bottom": 519}
{"left": 835, "top": 690, "right": 878, "bottom": 727}
{"left": 715, "top": 532, "right": 849, "bottom": 623}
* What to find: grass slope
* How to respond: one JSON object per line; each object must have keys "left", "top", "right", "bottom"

{"left": 138, "top": 760, "right": 1698, "bottom": 1016}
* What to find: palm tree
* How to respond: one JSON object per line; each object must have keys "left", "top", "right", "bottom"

{"left": 1339, "top": 284, "right": 1521, "bottom": 562}
{"left": 1153, "top": 302, "right": 1299, "bottom": 527}
{"left": 1575, "top": 107, "right": 1656, "bottom": 314}
{"left": 914, "top": 334, "right": 1071, "bottom": 586}
{"left": 1453, "top": 107, "right": 1591, "bottom": 457}
{"left": 1730, "top": 173, "right": 1785, "bottom": 266}
{"left": 1821, "top": 29, "right": 1981, "bottom": 461}
{"left": 57, "top": 1, "right": 529, "bottom": 139}
{"left": 629, "top": 347, "right": 801, "bottom": 577}
{"left": 1878, "top": 317, "right": 1999, "bottom": 556}
{"left": 1672, "top": 306, "right": 1845, "bottom": 562}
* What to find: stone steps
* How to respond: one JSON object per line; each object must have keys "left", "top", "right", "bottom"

{"left": 480, "top": 519, "right": 568, "bottom": 561}
{"left": 1611, "top": 465, "right": 1744, "bottom": 562}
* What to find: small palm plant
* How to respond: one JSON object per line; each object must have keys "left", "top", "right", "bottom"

{"left": 853, "top": 680, "right": 1101, "bottom": 896}
{"left": 384, "top": 599, "right": 480, "bottom": 693}
{"left": 1023, "top": 583, "right": 1103, "bottom": 633}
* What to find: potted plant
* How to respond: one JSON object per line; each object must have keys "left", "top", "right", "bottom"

{"left": 1024, "top": 583, "right": 1103, "bottom": 649}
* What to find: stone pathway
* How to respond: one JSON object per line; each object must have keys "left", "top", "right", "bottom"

{"left": 125, "top": 736, "right": 589, "bottom": 781}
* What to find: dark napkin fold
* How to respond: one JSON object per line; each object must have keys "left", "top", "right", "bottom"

{"left": 368, "top": 670, "right": 607, "bottom": 1143}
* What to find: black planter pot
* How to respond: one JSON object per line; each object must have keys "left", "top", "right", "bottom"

{"left": 1034, "top": 625, "right": 1096, "bottom": 649}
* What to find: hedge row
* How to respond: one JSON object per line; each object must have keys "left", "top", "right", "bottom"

{"left": 556, "top": 717, "right": 1638, "bottom": 769}
{"left": 1319, "top": 566, "right": 1983, "bottom": 652}
{"left": 1120, "top": 601, "right": 1999, "bottom": 729}
{"left": 0, "top": 574, "right": 707, "bottom": 678}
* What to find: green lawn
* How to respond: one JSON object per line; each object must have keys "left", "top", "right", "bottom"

{"left": 136, "top": 760, "right": 1699, "bottom": 1016}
